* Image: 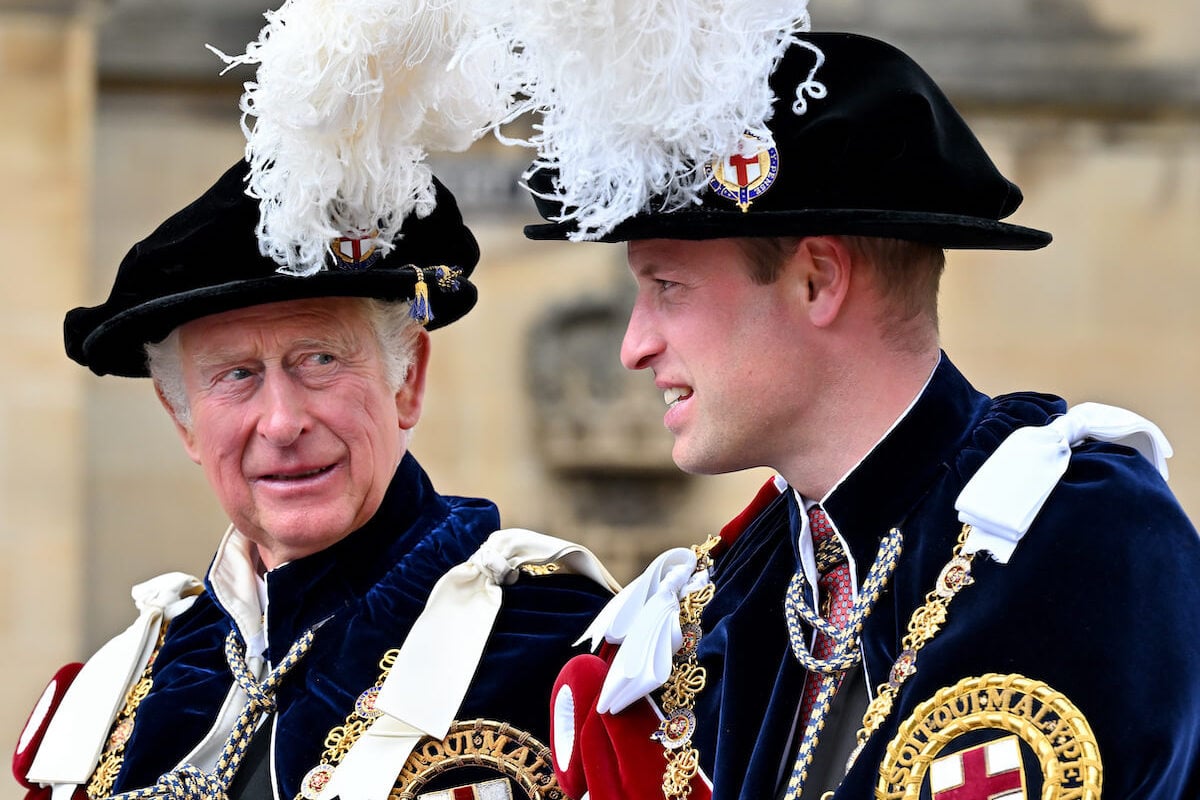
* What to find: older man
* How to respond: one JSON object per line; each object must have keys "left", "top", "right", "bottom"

{"left": 14, "top": 160, "right": 615, "bottom": 800}
{"left": 522, "top": 29, "right": 1200, "bottom": 800}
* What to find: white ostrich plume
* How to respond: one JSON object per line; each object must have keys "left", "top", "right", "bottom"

{"left": 504, "top": 0, "right": 814, "bottom": 241}
{"left": 212, "top": 0, "right": 521, "bottom": 276}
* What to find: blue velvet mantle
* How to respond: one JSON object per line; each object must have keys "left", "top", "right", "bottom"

{"left": 111, "top": 453, "right": 610, "bottom": 799}
{"left": 693, "top": 355, "right": 1200, "bottom": 799}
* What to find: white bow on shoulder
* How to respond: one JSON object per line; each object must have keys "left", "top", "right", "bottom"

{"left": 956, "top": 401, "right": 1171, "bottom": 563}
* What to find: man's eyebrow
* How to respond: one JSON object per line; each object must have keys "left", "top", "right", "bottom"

{"left": 188, "top": 330, "right": 360, "bottom": 370}
{"left": 290, "top": 334, "right": 360, "bottom": 355}
{"left": 630, "top": 258, "right": 665, "bottom": 278}
{"left": 191, "top": 347, "right": 253, "bottom": 370}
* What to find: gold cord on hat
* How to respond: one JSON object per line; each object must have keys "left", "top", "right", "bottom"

{"left": 409, "top": 268, "right": 432, "bottom": 326}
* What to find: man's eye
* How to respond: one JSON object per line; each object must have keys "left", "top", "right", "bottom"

{"left": 308, "top": 353, "right": 336, "bottom": 366}
{"left": 223, "top": 367, "right": 254, "bottom": 382}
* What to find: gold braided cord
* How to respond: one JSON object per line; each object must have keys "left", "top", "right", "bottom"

{"left": 87, "top": 624, "right": 171, "bottom": 800}
{"left": 655, "top": 536, "right": 721, "bottom": 800}
{"left": 104, "top": 628, "right": 315, "bottom": 800}
{"left": 645, "top": 521, "right": 979, "bottom": 798}
{"left": 846, "top": 524, "right": 977, "bottom": 771}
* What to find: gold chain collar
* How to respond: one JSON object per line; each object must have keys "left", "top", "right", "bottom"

{"left": 652, "top": 536, "right": 722, "bottom": 800}
{"left": 650, "top": 524, "right": 980, "bottom": 800}
{"left": 86, "top": 624, "right": 171, "bottom": 799}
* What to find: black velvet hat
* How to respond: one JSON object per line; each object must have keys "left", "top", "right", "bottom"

{"left": 524, "top": 32, "right": 1051, "bottom": 249}
{"left": 65, "top": 160, "right": 480, "bottom": 377}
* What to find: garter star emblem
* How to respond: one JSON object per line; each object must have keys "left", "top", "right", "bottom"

{"left": 392, "top": 719, "right": 564, "bottom": 800}
{"left": 704, "top": 132, "right": 780, "bottom": 212}
{"left": 418, "top": 777, "right": 513, "bottom": 799}
{"left": 876, "top": 674, "right": 1101, "bottom": 800}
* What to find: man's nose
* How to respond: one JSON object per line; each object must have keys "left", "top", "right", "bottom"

{"left": 619, "top": 299, "right": 663, "bottom": 371}
{"left": 256, "top": 371, "right": 311, "bottom": 446}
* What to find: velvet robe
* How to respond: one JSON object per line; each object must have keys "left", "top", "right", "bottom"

{"left": 111, "top": 453, "right": 610, "bottom": 799}
{"left": 694, "top": 355, "right": 1200, "bottom": 799}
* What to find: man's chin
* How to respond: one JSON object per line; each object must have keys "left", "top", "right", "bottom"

{"left": 672, "top": 441, "right": 755, "bottom": 477}
{"left": 245, "top": 514, "right": 360, "bottom": 568}
{"left": 671, "top": 447, "right": 726, "bottom": 477}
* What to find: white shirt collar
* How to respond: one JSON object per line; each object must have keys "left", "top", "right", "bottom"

{"left": 792, "top": 491, "right": 860, "bottom": 603}
{"left": 208, "top": 526, "right": 268, "bottom": 658}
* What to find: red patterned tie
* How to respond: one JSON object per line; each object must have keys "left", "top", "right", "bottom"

{"left": 783, "top": 507, "right": 906, "bottom": 798}
{"left": 795, "top": 505, "right": 853, "bottom": 732}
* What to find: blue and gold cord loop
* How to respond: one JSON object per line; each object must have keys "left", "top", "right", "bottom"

{"left": 784, "top": 527, "right": 904, "bottom": 674}
{"left": 845, "top": 524, "right": 977, "bottom": 773}
{"left": 406, "top": 265, "right": 464, "bottom": 327}
{"left": 782, "top": 528, "right": 904, "bottom": 800}
{"left": 409, "top": 268, "right": 432, "bottom": 326}
{"left": 106, "top": 628, "right": 315, "bottom": 800}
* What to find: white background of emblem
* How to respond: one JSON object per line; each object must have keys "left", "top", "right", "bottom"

{"left": 418, "top": 777, "right": 513, "bottom": 800}
{"left": 717, "top": 154, "right": 764, "bottom": 184}
{"left": 929, "top": 735, "right": 1023, "bottom": 798}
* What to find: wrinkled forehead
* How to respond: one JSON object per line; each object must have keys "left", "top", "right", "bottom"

{"left": 178, "top": 297, "right": 373, "bottom": 361}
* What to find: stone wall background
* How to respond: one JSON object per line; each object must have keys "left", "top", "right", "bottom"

{"left": 2, "top": 1, "right": 1197, "bottom": 789}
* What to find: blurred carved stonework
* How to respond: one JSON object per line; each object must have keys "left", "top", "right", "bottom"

{"left": 528, "top": 285, "right": 676, "bottom": 476}
{"left": 2, "top": 0, "right": 89, "bottom": 13}
{"left": 526, "top": 282, "right": 694, "bottom": 578}
{"left": 821, "top": 0, "right": 1198, "bottom": 111}
{"left": 94, "top": 0, "right": 1198, "bottom": 112}
{"left": 96, "top": 0, "right": 265, "bottom": 83}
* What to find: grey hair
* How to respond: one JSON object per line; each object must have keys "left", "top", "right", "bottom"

{"left": 146, "top": 298, "right": 421, "bottom": 430}
{"left": 146, "top": 327, "right": 189, "bottom": 425}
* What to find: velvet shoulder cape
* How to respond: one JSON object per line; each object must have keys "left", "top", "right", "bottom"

{"left": 113, "top": 453, "right": 610, "bottom": 799}
{"left": 696, "top": 356, "right": 1200, "bottom": 799}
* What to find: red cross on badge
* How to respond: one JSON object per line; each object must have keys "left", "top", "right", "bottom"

{"left": 704, "top": 132, "right": 780, "bottom": 212}
{"left": 725, "top": 152, "right": 762, "bottom": 186}
{"left": 331, "top": 233, "right": 380, "bottom": 270}
{"left": 929, "top": 736, "right": 1027, "bottom": 800}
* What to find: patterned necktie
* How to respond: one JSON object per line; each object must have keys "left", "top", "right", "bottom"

{"left": 782, "top": 505, "right": 853, "bottom": 800}
{"left": 109, "top": 628, "right": 314, "bottom": 800}
{"left": 798, "top": 506, "right": 853, "bottom": 718}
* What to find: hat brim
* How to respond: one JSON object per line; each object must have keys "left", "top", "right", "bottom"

{"left": 525, "top": 208, "right": 1052, "bottom": 250}
{"left": 69, "top": 267, "right": 477, "bottom": 378}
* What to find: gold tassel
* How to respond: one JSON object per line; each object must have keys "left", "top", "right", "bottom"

{"left": 409, "top": 268, "right": 433, "bottom": 326}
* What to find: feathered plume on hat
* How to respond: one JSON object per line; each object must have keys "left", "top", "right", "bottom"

{"left": 212, "top": 0, "right": 521, "bottom": 276}
{"left": 501, "top": 0, "right": 819, "bottom": 242}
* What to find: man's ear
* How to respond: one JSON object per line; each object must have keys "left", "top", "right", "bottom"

{"left": 154, "top": 382, "right": 201, "bottom": 464}
{"left": 395, "top": 330, "right": 431, "bottom": 430}
{"left": 795, "top": 236, "right": 854, "bottom": 328}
